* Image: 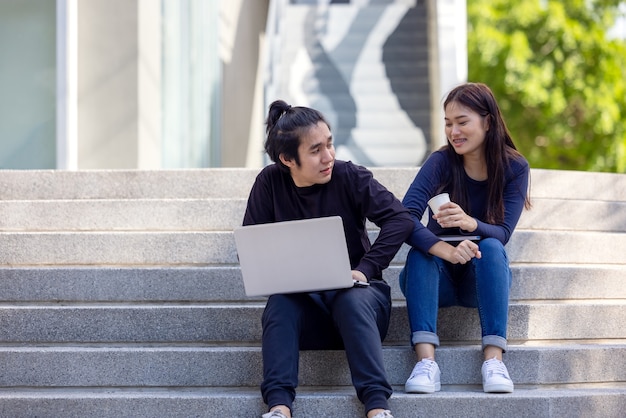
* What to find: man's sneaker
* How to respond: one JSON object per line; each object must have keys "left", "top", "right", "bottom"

{"left": 262, "top": 410, "right": 289, "bottom": 418}
{"left": 405, "top": 358, "right": 441, "bottom": 393}
{"left": 371, "top": 410, "right": 394, "bottom": 418}
{"left": 481, "top": 357, "right": 514, "bottom": 393}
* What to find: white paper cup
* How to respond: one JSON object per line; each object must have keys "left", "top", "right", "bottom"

{"left": 428, "top": 193, "right": 450, "bottom": 214}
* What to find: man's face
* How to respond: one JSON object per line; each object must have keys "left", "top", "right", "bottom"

{"left": 281, "top": 121, "right": 335, "bottom": 187}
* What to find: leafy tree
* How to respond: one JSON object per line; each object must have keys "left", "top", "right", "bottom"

{"left": 467, "top": 0, "right": 626, "bottom": 172}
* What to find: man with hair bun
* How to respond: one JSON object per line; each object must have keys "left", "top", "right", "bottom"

{"left": 244, "top": 100, "right": 413, "bottom": 418}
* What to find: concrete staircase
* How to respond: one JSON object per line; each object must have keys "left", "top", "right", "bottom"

{"left": 0, "top": 168, "right": 625, "bottom": 417}
{"left": 266, "top": 0, "right": 430, "bottom": 166}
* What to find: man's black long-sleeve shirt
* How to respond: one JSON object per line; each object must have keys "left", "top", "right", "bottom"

{"left": 242, "top": 160, "right": 413, "bottom": 281}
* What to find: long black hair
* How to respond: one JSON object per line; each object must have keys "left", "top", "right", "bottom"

{"left": 264, "top": 100, "right": 330, "bottom": 172}
{"left": 439, "top": 83, "right": 531, "bottom": 223}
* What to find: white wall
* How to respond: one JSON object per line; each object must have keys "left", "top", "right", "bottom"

{"left": 77, "top": 0, "right": 161, "bottom": 169}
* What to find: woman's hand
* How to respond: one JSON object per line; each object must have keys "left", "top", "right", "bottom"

{"left": 429, "top": 240, "right": 482, "bottom": 265}
{"left": 433, "top": 202, "right": 478, "bottom": 232}
{"left": 449, "top": 240, "right": 482, "bottom": 264}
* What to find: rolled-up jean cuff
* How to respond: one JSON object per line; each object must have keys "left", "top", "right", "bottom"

{"left": 482, "top": 335, "right": 507, "bottom": 352}
{"left": 411, "top": 331, "right": 440, "bottom": 348}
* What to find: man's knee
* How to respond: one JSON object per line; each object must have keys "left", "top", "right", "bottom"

{"left": 262, "top": 294, "right": 301, "bottom": 325}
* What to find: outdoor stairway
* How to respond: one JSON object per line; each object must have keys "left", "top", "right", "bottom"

{"left": 266, "top": 0, "right": 431, "bottom": 166}
{"left": 0, "top": 167, "right": 625, "bottom": 418}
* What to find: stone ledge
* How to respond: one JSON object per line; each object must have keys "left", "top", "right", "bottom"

{"left": 0, "top": 385, "right": 623, "bottom": 418}
{"left": 0, "top": 344, "right": 622, "bottom": 387}
{"left": 0, "top": 303, "right": 623, "bottom": 343}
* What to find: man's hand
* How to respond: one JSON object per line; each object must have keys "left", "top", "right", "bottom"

{"left": 351, "top": 270, "right": 368, "bottom": 283}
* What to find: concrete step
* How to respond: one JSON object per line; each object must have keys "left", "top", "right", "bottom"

{"left": 505, "top": 263, "right": 626, "bottom": 300}
{"left": 0, "top": 266, "right": 248, "bottom": 302}
{"left": 307, "top": 44, "right": 427, "bottom": 64}
{"left": 1, "top": 264, "right": 623, "bottom": 303}
{"left": 0, "top": 385, "right": 623, "bottom": 418}
{"left": 0, "top": 199, "right": 247, "bottom": 232}
{"left": 0, "top": 302, "right": 623, "bottom": 344}
{"left": 347, "top": 138, "right": 426, "bottom": 167}
{"left": 0, "top": 231, "right": 235, "bottom": 265}
{"left": 0, "top": 196, "right": 623, "bottom": 233}
{"left": 1, "top": 230, "right": 625, "bottom": 266}
{"left": 516, "top": 198, "right": 626, "bottom": 232}
{"left": 2, "top": 169, "right": 624, "bottom": 203}
{"left": 304, "top": 93, "right": 428, "bottom": 111}
{"left": 505, "top": 230, "right": 626, "bottom": 264}
{"left": 311, "top": 61, "right": 429, "bottom": 81}
{"left": 318, "top": 4, "right": 424, "bottom": 28}
{"left": 303, "top": 75, "right": 429, "bottom": 90}
{"left": 325, "top": 109, "right": 429, "bottom": 125}
{"left": 378, "top": 167, "right": 626, "bottom": 202}
{"left": 0, "top": 169, "right": 258, "bottom": 200}
{"left": 329, "top": 36, "right": 429, "bottom": 53}
{"left": 528, "top": 169, "right": 626, "bottom": 201}
{"left": 0, "top": 343, "right": 623, "bottom": 387}
{"left": 312, "top": 60, "right": 423, "bottom": 78}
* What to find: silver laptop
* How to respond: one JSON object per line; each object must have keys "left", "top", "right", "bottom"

{"left": 234, "top": 216, "right": 355, "bottom": 297}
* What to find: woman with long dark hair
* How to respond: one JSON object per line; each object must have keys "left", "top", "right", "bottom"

{"left": 400, "top": 83, "right": 531, "bottom": 394}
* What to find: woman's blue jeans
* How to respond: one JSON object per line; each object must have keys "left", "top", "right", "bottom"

{"left": 399, "top": 238, "right": 512, "bottom": 352}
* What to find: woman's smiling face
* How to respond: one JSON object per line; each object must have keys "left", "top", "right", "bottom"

{"left": 444, "top": 101, "right": 489, "bottom": 157}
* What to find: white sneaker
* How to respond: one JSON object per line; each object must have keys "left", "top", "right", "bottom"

{"left": 370, "top": 410, "right": 394, "bottom": 418}
{"left": 405, "top": 358, "right": 441, "bottom": 393}
{"left": 262, "top": 410, "right": 289, "bottom": 418}
{"left": 482, "top": 357, "right": 514, "bottom": 393}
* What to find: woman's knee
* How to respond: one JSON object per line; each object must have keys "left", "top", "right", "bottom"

{"left": 403, "top": 248, "right": 438, "bottom": 280}
{"left": 399, "top": 266, "right": 407, "bottom": 294}
{"left": 473, "top": 238, "right": 512, "bottom": 290}
{"left": 406, "top": 247, "right": 431, "bottom": 266}
{"left": 475, "top": 238, "right": 509, "bottom": 273}
{"left": 401, "top": 248, "right": 441, "bottom": 295}
{"left": 477, "top": 238, "right": 507, "bottom": 260}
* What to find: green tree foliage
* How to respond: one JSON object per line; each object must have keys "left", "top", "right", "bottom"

{"left": 467, "top": 0, "right": 626, "bottom": 172}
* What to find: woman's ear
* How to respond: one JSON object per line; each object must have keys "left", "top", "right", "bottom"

{"left": 483, "top": 114, "right": 491, "bottom": 131}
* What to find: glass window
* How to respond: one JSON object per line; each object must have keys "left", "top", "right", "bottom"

{"left": 0, "top": 0, "right": 56, "bottom": 169}
{"left": 162, "top": 0, "right": 221, "bottom": 168}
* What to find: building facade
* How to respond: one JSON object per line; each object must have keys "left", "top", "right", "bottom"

{"left": 0, "top": 0, "right": 466, "bottom": 170}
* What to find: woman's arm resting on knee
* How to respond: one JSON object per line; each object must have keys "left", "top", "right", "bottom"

{"left": 428, "top": 240, "right": 481, "bottom": 265}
